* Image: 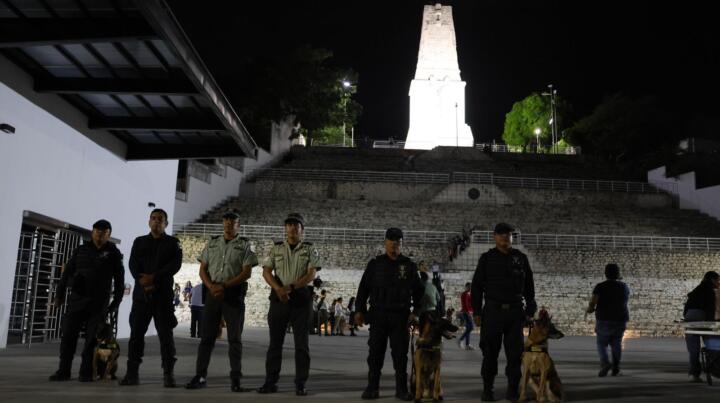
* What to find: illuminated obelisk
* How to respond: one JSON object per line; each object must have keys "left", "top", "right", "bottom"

{"left": 405, "top": 3, "right": 474, "bottom": 150}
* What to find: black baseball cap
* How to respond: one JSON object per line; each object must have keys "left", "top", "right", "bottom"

{"left": 493, "top": 222, "right": 515, "bottom": 234}
{"left": 385, "top": 227, "right": 403, "bottom": 241}
{"left": 222, "top": 210, "right": 240, "bottom": 220}
{"left": 284, "top": 212, "right": 305, "bottom": 227}
{"left": 92, "top": 219, "right": 112, "bottom": 232}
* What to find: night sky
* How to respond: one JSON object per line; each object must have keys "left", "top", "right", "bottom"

{"left": 169, "top": 0, "right": 719, "bottom": 144}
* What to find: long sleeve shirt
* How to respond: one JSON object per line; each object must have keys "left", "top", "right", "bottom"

{"left": 471, "top": 247, "right": 536, "bottom": 317}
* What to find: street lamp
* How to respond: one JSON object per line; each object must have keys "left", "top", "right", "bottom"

{"left": 534, "top": 127, "right": 541, "bottom": 153}
{"left": 542, "top": 84, "right": 558, "bottom": 154}
{"left": 341, "top": 80, "right": 354, "bottom": 147}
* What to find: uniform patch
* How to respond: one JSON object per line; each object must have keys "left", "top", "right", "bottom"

{"left": 398, "top": 264, "right": 407, "bottom": 279}
{"left": 512, "top": 256, "right": 522, "bottom": 266}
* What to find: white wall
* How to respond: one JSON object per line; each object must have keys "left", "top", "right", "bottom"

{"left": 0, "top": 82, "right": 178, "bottom": 348}
{"left": 173, "top": 117, "right": 294, "bottom": 224}
{"left": 648, "top": 166, "right": 720, "bottom": 220}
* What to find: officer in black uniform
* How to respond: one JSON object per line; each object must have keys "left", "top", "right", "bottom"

{"left": 49, "top": 219, "right": 125, "bottom": 382}
{"left": 120, "top": 209, "right": 182, "bottom": 387}
{"left": 355, "top": 228, "right": 424, "bottom": 401}
{"left": 472, "top": 223, "right": 536, "bottom": 402}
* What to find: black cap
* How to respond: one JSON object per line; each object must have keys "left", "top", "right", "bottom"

{"left": 92, "top": 219, "right": 112, "bottom": 232}
{"left": 385, "top": 227, "right": 403, "bottom": 241}
{"left": 284, "top": 212, "right": 305, "bottom": 227}
{"left": 605, "top": 263, "right": 621, "bottom": 280}
{"left": 222, "top": 210, "right": 240, "bottom": 220}
{"left": 493, "top": 222, "right": 514, "bottom": 234}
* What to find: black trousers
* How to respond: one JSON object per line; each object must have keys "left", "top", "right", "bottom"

{"left": 127, "top": 296, "right": 177, "bottom": 370}
{"left": 58, "top": 305, "right": 104, "bottom": 376}
{"left": 366, "top": 310, "right": 410, "bottom": 386}
{"left": 265, "top": 298, "right": 311, "bottom": 386}
{"left": 479, "top": 304, "right": 524, "bottom": 387}
{"left": 195, "top": 293, "right": 245, "bottom": 379}
{"left": 190, "top": 305, "right": 203, "bottom": 337}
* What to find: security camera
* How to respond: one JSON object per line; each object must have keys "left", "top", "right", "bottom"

{"left": 148, "top": 202, "right": 156, "bottom": 208}
{"left": 0, "top": 123, "right": 15, "bottom": 134}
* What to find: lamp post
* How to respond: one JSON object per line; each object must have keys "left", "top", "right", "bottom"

{"left": 542, "top": 84, "right": 558, "bottom": 154}
{"left": 342, "top": 80, "right": 353, "bottom": 147}
{"left": 534, "top": 127, "right": 541, "bottom": 153}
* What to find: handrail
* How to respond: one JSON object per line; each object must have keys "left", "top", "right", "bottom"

{"left": 475, "top": 143, "right": 582, "bottom": 155}
{"left": 173, "top": 223, "right": 458, "bottom": 244}
{"left": 249, "top": 168, "right": 449, "bottom": 184}
{"left": 453, "top": 172, "right": 677, "bottom": 194}
{"left": 250, "top": 168, "right": 677, "bottom": 194}
{"left": 470, "top": 231, "right": 720, "bottom": 252}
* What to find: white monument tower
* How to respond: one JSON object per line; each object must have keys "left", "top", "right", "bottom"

{"left": 405, "top": 3, "right": 474, "bottom": 150}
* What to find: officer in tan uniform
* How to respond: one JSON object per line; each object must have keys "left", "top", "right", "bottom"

{"left": 257, "top": 213, "right": 322, "bottom": 396}
{"left": 185, "top": 210, "right": 258, "bottom": 392}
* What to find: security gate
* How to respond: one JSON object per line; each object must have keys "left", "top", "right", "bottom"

{"left": 8, "top": 223, "right": 83, "bottom": 347}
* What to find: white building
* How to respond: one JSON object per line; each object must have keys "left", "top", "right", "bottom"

{"left": 405, "top": 3, "right": 474, "bottom": 150}
{"left": 0, "top": 0, "right": 279, "bottom": 348}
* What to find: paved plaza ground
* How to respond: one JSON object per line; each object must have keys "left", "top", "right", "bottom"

{"left": 0, "top": 325, "right": 717, "bottom": 402}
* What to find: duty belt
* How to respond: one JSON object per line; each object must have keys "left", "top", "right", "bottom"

{"left": 485, "top": 300, "right": 523, "bottom": 310}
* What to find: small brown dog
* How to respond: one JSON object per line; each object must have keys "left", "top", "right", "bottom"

{"left": 93, "top": 323, "right": 120, "bottom": 381}
{"left": 519, "top": 308, "right": 564, "bottom": 402}
{"left": 412, "top": 311, "right": 459, "bottom": 402}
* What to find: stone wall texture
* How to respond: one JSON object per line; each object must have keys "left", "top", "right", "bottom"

{"left": 177, "top": 235, "right": 720, "bottom": 337}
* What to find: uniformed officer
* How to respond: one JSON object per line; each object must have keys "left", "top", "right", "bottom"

{"left": 120, "top": 209, "right": 182, "bottom": 387}
{"left": 185, "top": 210, "right": 258, "bottom": 392}
{"left": 355, "top": 228, "right": 424, "bottom": 400}
{"left": 472, "top": 223, "right": 536, "bottom": 402}
{"left": 49, "top": 219, "right": 125, "bottom": 382}
{"left": 257, "top": 212, "right": 321, "bottom": 396}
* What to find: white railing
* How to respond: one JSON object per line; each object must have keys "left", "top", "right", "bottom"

{"left": 250, "top": 168, "right": 676, "bottom": 194}
{"left": 453, "top": 172, "right": 677, "bottom": 194}
{"left": 173, "top": 223, "right": 457, "bottom": 244}
{"left": 475, "top": 143, "right": 582, "bottom": 155}
{"left": 250, "top": 168, "right": 449, "bottom": 184}
{"left": 471, "top": 231, "right": 720, "bottom": 251}
{"left": 373, "top": 140, "right": 405, "bottom": 149}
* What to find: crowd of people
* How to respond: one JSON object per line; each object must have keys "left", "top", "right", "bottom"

{"left": 45, "top": 209, "right": 720, "bottom": 402}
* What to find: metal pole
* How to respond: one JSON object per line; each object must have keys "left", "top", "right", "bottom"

{"left": 455, "top": 102, "right": 459, "bottom": 148}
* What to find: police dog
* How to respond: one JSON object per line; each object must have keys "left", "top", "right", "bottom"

{"left": 92, "top": 323, "right": 120, "bottom": 381}
{"left": 412, "top": 311, "right": 459, "bottom": 402}
{"left": 519, "top": 308, "right": 564, "bottom": 402}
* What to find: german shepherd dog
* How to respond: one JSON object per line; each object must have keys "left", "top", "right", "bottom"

{"left": 411, "top": 311, "right": 459, "bottom": 402}
{"left": 92, "top": 323, "right": 120, "bottom": 381}
{"left": 519, "top": 308, "right": 564, "bottom": 402}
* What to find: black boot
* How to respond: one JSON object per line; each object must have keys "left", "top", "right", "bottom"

{"left": 361, "top": 372, "right": 380, "bottom": 400}
{"left": 162, "top": 359, "right": 176, "bottom": 388}
{"left": 119, "top": 361, "right": 140, "bottom": 386}
{"left": 395, "top": 373, "right": 412, "bottom": 401}
{"left": 481, "top": 378, "right": 495, "bottom": 401}
{"left": 505, "top": 378, "right": 520, "bottom": 403}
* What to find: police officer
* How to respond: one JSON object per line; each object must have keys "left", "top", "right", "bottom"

{"left": 472, "top": 223, "right": 536, "bottom": 402}
{"left": 185, "top": 210, "right": 257, "bottom": 392}
{"left": 257, "top": 213, "right": 321, "bottom": 396}
{"left": 355, "top": 228, "right": 424, "bottom": 400}
{"left": 120, "top": 209, "right": 182, "bottom": 387}
{"left": 49, "top": 219, "right": 125, "bottom": 382}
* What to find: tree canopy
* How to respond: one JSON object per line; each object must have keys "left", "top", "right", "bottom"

{"left": 501, "top": 93, "right": 560, "bottom": 150}
{"left": 226, "top": 45, "right": 361, "bottom": 147}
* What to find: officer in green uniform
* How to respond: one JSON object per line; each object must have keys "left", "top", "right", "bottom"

{"left": 185, "top": 210, "right": 258, "bottom": 392}
{"left": 257, "top": 213, "right": 322, "bottom": 396}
